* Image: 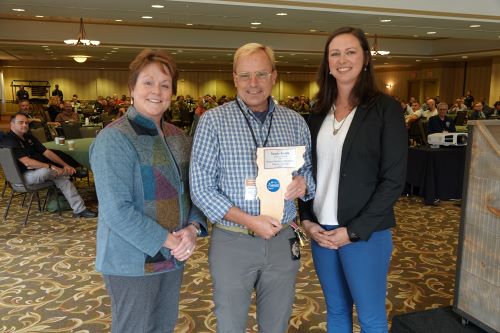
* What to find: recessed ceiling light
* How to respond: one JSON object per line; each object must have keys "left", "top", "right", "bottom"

{"left": 151, "top": 5, "right": 164, "bottom": 8}
{"left": 469, "top": 24, "right": 480, "bottom": 28}
{"left": 462, "top": 56, "right": 468, "bottom": 59}
{"left": 384, "top": 62, "right": 389, "bottom": 65}
{"left": 309, "top": 29, "right": 317, "bottom": 32}
{"left": 251, "top": 22, "right": 261, "bottom": 25}
{"left": 226, "top": 53, "right": 232, "bottom": 56}
{"left": 434, "top": 58, "right": 439, "bottom": 60}
{"left": 12, "top": 8, "right": 25, "bottom": 12}
{"left": 172, "top": 52, "right": 177, "bottom": 55}
{"left": 380, "top": 19, "right": 391, "bottom": 22}
{"left": 106, "top": 52, "right": 112, "bottom": 55}
{"left": 52, "top": 57, "right": 57, "bottom": 60}
{"left": 186, "top": 23, "right": 193, "bottom": 26}
{"left": 110, "top": 50, "right": 117, "bottom": 53}
{"left": 290, "top": 53, "right": 296, "bottom": 56}
{"left": 416, "top": 59, "right": 421, "bottom": 62}
{"left": 303, "top": 58, "right": 309, "bottom": 61}
{"left": 278, "top": 55, "right": 284, "bottom": 58}
{"left": 426, "top": 31, "right": 437, "bottom": 35}
{"left": 413, "top": 35, "right": 419, "bottom": 37}
{"left": 364, "top": 32, "right": 370, "bottom": 35}
{"left": 177, "top": 50, "right": 183, "bottom": 53}
{"left": 276, "top": 12, "right": 287, "bottom": 16}
{"left": 35, "top": 15, "right": 44, "bottom": 18}
{"left": 115, "top": 19, "right": 123, "bottom": 22}
{"left": 251, "top": 27, "right": 258, "bottom": 29}
{"left": 142, "top": 16, "right": 153, "bottom": 19}
{"left": 113, "top": 47, "right": 119, "bottom": 50}
{"left": 42, "top": 45, "right": 49, "bottom": 48}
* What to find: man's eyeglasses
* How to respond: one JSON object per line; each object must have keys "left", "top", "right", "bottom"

{"left": 235, "top": 71, "right": 272, "bottom": 82}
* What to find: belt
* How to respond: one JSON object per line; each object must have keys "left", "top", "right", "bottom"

{"left": 214, "top": 223, "right": 290, "bottom": 237}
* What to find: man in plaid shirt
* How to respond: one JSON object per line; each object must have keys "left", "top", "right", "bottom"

{"left": 190, "top": 43, "right": 314, "bottom": 333}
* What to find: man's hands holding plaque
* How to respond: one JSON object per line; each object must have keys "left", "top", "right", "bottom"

{"left": 247, "top": 215, "right": 282, "bottom": 239}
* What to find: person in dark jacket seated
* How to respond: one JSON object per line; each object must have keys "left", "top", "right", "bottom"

{"left": 428, "top": 102, "right": 456, "bottom": 134}
{"left": 3, "top": 112, "right": 96, "bottom": 218}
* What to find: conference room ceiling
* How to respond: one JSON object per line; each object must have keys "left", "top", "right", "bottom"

{"left": 0, "top": 0, "right": 499, "bottom": 70}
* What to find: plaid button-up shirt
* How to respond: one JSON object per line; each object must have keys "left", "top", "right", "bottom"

{"left": 190, "top": 97, "right": 315, "bottom": 228}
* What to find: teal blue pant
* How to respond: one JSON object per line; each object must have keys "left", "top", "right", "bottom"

{"left": 311, "top": 226, "right": 392, "bottom": 333}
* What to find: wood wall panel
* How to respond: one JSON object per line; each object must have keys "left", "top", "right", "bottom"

{"left": 489, "top": 57, "right": 500, "bottom": 105}
{"left": 465, "top": 60, "right": 492, "bottom": 104}
{"left": 2, "top": 61, "right": 496, "bottom": 111}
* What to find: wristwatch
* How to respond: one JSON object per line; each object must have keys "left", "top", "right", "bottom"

{"left": 190, "top": 222, "right": 202, "bottom": 237}
{"left": 347, "top": 229, "right": 360, "bottom": 242}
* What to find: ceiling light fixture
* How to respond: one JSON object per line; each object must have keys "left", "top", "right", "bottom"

{"left": 426, "top": 31, "right": 437, "bottom": 35}
{"left": 276, "top": 12, "right": 287, "bottom": 16}
{"left": 370, "top": 34, "right": 390, "bottom": 56}
{"left": 469, "top": 24, "right": 480, "bottom": 28}
{"left": 73, "top": 56, "right": 89, "bottom": 63}
{"left": 380, "top": 19, "right": 391, "bottom": 22}
{"left": 251, "top": 22, "right": 261, "bottom": 25}
{"left": 115, "top": 19, "right": 123, "bottom": 22}
{"left": 151, "top": 5, "right": 164, "bottom": 8}
{"left": 142, "top": 16, "right": 153, "bottom": 19}
{"left": 64, "top": 18, "right": 100, "bottom": 46}
{"left": 35, "top": 15, "right": 44, "bottom": 18}
{"left": 12, "top": 8, "right": 25, "bottom": 12}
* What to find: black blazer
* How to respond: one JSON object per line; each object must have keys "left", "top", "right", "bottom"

{"left": 299, "top": 94, "right": 408, "bottom": 240}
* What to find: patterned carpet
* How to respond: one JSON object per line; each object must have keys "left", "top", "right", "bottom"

{"left": 0, "top": 175, "right": 461, "bottom": 333}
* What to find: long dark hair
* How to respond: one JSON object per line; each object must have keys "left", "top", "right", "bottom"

{"left": 314, "top": 27, "right": 380, "bottom": 115}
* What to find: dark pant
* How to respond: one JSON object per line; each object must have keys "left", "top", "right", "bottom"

{"left": 312, "top": 227, "right": 392, "bottom": 333}
{"left": 103, "top": 268, "right": 184, "bottom": 333}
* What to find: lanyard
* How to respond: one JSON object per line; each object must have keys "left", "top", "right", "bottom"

{"left": 235, "top": 99, "right": 274, "bottom": 148}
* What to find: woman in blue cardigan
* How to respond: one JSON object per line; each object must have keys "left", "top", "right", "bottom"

{"left": 90, "top": 49, "right": 206, "bottom": 333}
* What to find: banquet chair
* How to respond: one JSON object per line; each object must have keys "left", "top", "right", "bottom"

{"left": 62, "top": 122, "right": 82, "bottom": 139}
{"left": 79, "top": 126, "right": 101, "bottom": 138}
{"left": 0, "top": 147, "right": 61, "bottom": 226}
{"left": 30, "top": 126, "right": 48, "bottom": 143}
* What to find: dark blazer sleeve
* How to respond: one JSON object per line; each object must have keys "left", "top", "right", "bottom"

{"left": 344, "top": 96, "right": 408, "bottom": 240}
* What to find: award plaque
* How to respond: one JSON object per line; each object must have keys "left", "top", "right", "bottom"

{"left": 256, "top": 146, "right": 306, "bottom": 221}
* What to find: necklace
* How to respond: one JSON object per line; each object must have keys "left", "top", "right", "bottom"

{"left": 331, "top": 106, "right": 351, "bottom": 135}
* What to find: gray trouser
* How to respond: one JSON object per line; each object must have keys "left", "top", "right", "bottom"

{"left": 23, "top": 168, "right": 86, "bottom": 214}
{"left": 103, "top": 268, "right": 184, "bottom": 333}
{"left": 209, "top": 226, "right": 300, "bottom": 333}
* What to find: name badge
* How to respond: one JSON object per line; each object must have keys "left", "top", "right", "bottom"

{"left": 244, "top": 178, "right": 257, "bottom": 201}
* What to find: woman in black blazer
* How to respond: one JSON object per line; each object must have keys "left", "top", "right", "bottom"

{"left": 299, "top": 27, "right": 407, "bottom": 333}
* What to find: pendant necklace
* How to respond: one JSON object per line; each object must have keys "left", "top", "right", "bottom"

{"left": 332, "top": 106, "right": 349, "bottom": 136}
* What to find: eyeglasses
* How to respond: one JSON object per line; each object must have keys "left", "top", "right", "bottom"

{"left": 235, "top": 71, "right": 272, "bottom": 82}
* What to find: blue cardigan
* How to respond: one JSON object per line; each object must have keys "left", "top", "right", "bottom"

{"left": 90, "top": 107, "right": 206, "bottom": 276}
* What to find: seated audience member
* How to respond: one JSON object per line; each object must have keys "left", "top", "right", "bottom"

{"left": 450, "top": 98, "right": 467, "bottom": 113}
{"left": 3, "top": 112, "right": 96, "bottom": 218}
{"left": 428, "top": 102, "right": 456, "bottom": 134}
{"left": 422, "top": 98, "right": 438, "bottom": 119}
{"left": 480, "top": 98, "right": 494, "bottom": 118}
{"left": 470, "top": 102, "right": 486, "bottom": 120}
{"left": 18, "top": 99, "right": 42, "bottom": 126}
{"left": 494, "top": 101, "right": 500, "bottom": 116}
{"left": 55, "top": 101, "right": 79, "bottom": 123}
{"left": 71, "top": 94, "right": 81, "bottom": 109}
{"left": 464, "top": 90, "right": 474, "bottom": 109}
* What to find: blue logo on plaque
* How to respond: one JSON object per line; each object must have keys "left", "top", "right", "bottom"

{"left": 267, "top": 179, "right": 280, "bottom": 192}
